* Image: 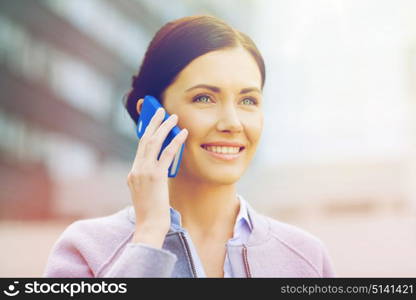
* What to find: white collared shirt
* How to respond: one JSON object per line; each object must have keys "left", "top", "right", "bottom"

{"left": 169, "top": 194, "right": 252, "bottom": 277}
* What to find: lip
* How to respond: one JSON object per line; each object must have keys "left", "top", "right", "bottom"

{"left": 200, "top": 142, "right": 245, "bottom": 161}
{"left": 201, "top": 141, "right": 245, "bottom": 148}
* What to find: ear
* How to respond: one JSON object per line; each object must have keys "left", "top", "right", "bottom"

{"left": 136, "top": 98, "right": 144, "bottom": 115}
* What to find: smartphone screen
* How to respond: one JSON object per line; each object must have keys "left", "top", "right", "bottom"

{"left": 136, "top": 95, "right": 184, "bottom": 177}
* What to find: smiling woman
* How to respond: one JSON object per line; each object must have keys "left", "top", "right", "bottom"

{"left": 43, "top": 15, "right": 335, "bottom": 278}
{"left": 160, "top": 47, "right": 264, "bottom": 186}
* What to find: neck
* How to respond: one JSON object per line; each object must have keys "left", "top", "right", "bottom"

{"left": 168, "top": 174, "right": 240, "bottom": 237}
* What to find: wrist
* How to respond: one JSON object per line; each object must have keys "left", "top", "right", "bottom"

{"left": 132, "top": 223, "right": 169, "bottom": 248}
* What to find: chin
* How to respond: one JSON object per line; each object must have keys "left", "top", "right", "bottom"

{"left": 195, "top": 164, "right": 245, "bottom": 185}
{"left": 204, "top": 172, "right": 241, "bottom": 185}
{"left": 178, "top": 163, "right": 243, "bottom": 185}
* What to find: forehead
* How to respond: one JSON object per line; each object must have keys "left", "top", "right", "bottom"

{"left": 170, "top": 47, "right": 262, "bottom": 91}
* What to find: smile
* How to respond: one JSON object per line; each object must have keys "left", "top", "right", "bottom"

{"left": 200, "top": 144, "right": 245, "bottom": 161}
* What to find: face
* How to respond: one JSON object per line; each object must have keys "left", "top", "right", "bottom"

{"left": 162, "top": 47, "right": 264, "bottom": 185}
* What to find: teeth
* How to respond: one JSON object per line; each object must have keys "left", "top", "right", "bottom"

{"left": 204, "top": 145, "right": 240, "bottom": 154}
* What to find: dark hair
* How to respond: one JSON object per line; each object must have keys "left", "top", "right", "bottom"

{"left": 124, "top": 15, "right": 266, "bottom": 125}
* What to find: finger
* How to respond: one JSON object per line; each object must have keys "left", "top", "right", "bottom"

{"left": 135, "top": 107, "right": 165, "bottom": 160}
{"left": 158, "top": 129, "right": 188, "bottom": 170}
{"left": 144, "top": 114, "right": 179, "bottom": 161}
{"left": 140, "top": 107, "right": 166, "bottom": 141}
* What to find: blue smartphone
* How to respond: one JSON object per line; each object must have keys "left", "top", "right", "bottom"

{"left": 136, "top": 95, "right": 184, "bottom": 177}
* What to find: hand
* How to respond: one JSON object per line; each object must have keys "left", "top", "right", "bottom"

{"left": 127, "top": 103, "right": 188, "bottom": 248}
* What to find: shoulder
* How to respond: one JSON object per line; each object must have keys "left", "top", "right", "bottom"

{"left": 45, "top": 206, "right": 135, "bottom": 277}
{"left": 265, "top": 215, "right": 325, "bottom": 252}
{"left": 245, "top": 199, "right": 326, "bottom": 254}
{"left": 252, "top": 211, "right": 335, "bottom": 277}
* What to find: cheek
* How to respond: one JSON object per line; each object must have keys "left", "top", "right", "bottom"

{"left": 244, "top": 113, "right": 263, "bottom": 145}
{"left": 176, "top": 109, "right": 211, "bottom": 141}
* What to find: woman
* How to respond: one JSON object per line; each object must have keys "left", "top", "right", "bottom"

{"left": 44, "top": 15, "right": 335, "bottom": 278}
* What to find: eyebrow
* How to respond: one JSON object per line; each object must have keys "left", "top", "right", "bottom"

{"left": 185, "top": 84, "right": 261, "bottom": 95}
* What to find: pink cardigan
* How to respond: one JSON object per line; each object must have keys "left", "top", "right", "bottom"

{"left": 44, "top": 201, "right": 336, "bottom": 277}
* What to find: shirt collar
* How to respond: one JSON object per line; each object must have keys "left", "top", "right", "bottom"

{"left": 169, "top": 194, "right": 253, "bottom": 233}
{"left": 234, "top": 194, "right": 253, "bottom": 232}
{"left": 169, "top": 206, "right": 183, "bottom": 231}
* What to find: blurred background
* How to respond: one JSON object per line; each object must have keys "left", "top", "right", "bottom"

{"left": 0, "top": 0, "right": 415, "bottom": 277}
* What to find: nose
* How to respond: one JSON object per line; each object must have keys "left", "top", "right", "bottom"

{"left": 216, "top": 102, "right": 243, "bottom": 133}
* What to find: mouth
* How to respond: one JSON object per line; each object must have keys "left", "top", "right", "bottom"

{"left": 200, "top": 144, "right": 245, "bottom": 161}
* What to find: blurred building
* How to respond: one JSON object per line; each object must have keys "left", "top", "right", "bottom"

{"left": 0, "top": 0, "right": 257, "bottom": 220}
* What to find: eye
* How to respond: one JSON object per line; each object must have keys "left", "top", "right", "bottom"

{"left": 192, "top": 94, "right": 213, "bottom": 103}
{"left": 240, "top": 97, "right": 257, "bottom": 105}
